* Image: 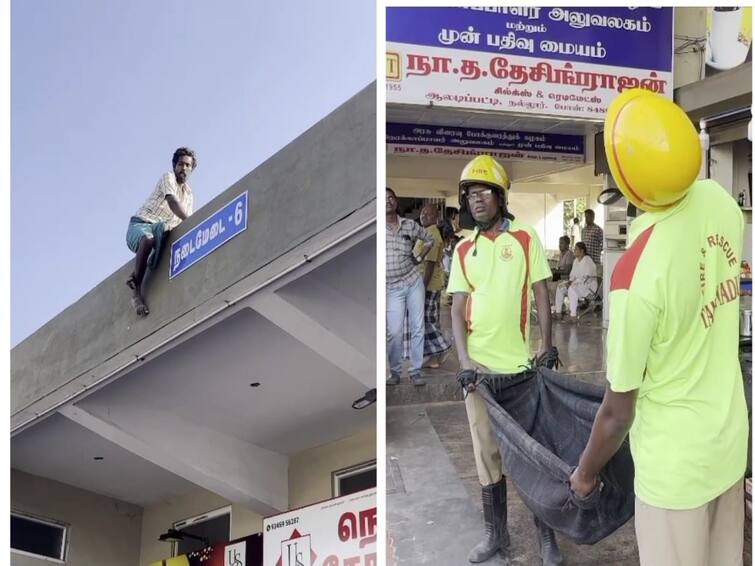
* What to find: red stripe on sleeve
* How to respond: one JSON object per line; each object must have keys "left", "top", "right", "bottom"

{"left": 457, "top": 240, "right": 475, "bottom": 291}
{"left": 509, "top": 230, "right": 531, "bottom": 340}
{"left": 611, "top": 225, "right": 655, "bottom": 291}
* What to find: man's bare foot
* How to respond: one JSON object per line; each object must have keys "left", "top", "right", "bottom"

{"left": 423, "top": 351, "right": 451, "bottom": 369}
{"left": 131, "top": 294, "right": 149, "bottom": 317}
{"left": 126, "top": 274, "right": 137, "bottom": 290}
{"left": 423, "top": 356, "right": 440, "bottom": 369}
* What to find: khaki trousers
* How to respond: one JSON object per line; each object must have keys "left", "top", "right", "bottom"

{"left": 635, "top": 479, "right": 744, "bottom": 566}
{"left": 464, "top": 389, "right": 502, "bottom": 486}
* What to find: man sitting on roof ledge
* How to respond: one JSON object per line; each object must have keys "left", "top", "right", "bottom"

{"left": 125, "top": 147, "right": 196, "bottom": 316}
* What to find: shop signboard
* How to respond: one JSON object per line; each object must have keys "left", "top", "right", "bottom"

{"left": 263, "top": 488, "right": 377, "bottom": 566}
{"left": 386, "top": 7, "right": 674, "bottom": 120}
{"left": 387, "top": 122, "right": 584, "bottom": 163}
{"left": 149, "top": 533, "right": 262, "bottom": 566}
{"left": 169, "top": 191, "right": 249, "bottom": 279}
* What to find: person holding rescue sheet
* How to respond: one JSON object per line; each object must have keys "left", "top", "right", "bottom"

{"left": 448, "top": 155, "right": 563, "bottom": 565}
{"left": 570, "top": 89, "right": 748, "bottom": 566}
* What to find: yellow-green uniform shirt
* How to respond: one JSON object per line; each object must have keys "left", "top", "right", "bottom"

{"left": 607, "top": 180, "right": 747, "bottom": 509}
{"left": 417, "top": 225, "right": 446, "bottom": 292}
{"left": 447, "top": 220, "right": 552, "bottom": 372}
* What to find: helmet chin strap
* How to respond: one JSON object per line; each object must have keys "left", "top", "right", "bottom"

{"left": 474, "top": 204, "right": 515, "bottom": 231}
{"left": 475, "top": 212, "right": 502, "bottom": 231}
{"left": 597, "top": 187, "right": 624, "bottom": 206}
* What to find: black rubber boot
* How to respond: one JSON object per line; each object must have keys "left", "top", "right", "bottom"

{"left": 468, "top": 478, "right": 511, "bottom": 563}
{"left": 535, "top": 516, "right": 564, "bottom": 565}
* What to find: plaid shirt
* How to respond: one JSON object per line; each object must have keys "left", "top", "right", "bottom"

{"left": 386, "top": 217, "right": 433, "bottom": 289}
{"left": 134, "top": 172, "right": 194, "bottom": 230}
{"left": 581, "top": 223, "right": 604, "bottom": 264}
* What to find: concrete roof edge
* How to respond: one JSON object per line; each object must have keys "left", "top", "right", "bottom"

{"left": 11, "top": 203, "right": 376, "bottom": 434}
{"left": 675, "top": 62, "right": 752, "bottom": 121}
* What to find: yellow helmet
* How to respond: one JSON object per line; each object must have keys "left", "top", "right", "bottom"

{"left": 459, "top": 155, "right": 511, "bottom": 196}
{"left": 604, "top": 88, "right": 700, "bottom": 212}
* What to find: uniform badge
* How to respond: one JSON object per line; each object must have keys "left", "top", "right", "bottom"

{"left": 500, "top": 245, "right": 513, "bottom": 261}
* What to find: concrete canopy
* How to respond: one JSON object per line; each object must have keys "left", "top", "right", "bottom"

{"left": 11, "top": 414, "right": 199, "bottom": 508}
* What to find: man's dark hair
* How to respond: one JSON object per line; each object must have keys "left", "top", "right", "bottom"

{"left": 573, "top": 217, "right": 580, "bottom": 223}
{"left": 560, "top": 235, "right": 571, "bottom": 245}
{"left": 584, "top": 209, "right": 595, "bottom": 217}
{"left": 173, "top": 147, "right": 197, "bottom": 170}
{"left": 575, "top": 242, "right": 587, "bottom": 253}
{"left": 446, "top": 206, "right": 459, "bottom": 218}
{"left": 386, "top": 187, "right": 397, "bottom": 199}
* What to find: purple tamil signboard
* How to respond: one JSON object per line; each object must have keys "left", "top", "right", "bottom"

{"left": 386, "top": 7, "right": 674, "bottom": 120}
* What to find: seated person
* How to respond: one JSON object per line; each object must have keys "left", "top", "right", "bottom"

{"left": 552, "top": 235, "right": 574, "bottom": 280}
{"left": 553, "top": 242, "right": 598, "bottom": 320}
{"left": 548, "top": 235, "right": 575, "bottom": 304}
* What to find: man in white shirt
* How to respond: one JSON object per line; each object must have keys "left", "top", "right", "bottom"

{"left": 553, "top": 242, "right": 597, "bottom": 321}
{"left": 126, "top": 147, "right": 196, "bottom": 317}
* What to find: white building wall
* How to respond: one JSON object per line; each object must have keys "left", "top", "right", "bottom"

{"left": 673, "top": 7, "right": 709, "bottom": 89}
{"left": 11, "top": 469, "right": 142, "bottom": 566}
{"left": 288, "top": 428, "right": 376, "bottom": 509}
{"left": 508, "top": 193, "right": 566, "bottom": 251}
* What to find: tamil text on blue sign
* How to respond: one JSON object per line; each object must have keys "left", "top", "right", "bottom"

{"left": 169, "top": 191, "right": 248, "bottom": 279}
{"left": 386, "top": 7, "right": 674, "bottom": 119}
{"left": 387, "top": 122, "right": 584, "bottom": 163}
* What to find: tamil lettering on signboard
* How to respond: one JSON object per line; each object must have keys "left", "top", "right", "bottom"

{"left": 386, "top": 7, "right": 674, "bottom": 119}
{"left": 387, "top": 122, "right": 584, "bottom": 163}
{"left": 169, "top": 191, "right": 249, "bottom": 279}
{"left": 263, "top": 488, "right": 376, "bottom": 566}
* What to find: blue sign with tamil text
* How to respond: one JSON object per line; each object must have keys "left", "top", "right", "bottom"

{"left": 169, "top": 191, "right": 249, "bottom": 279}
{"left": 386, "top": 7, "right": 674, "bottom": 119}
{"left": 387, "top": 122, "right": 584, "bottom": 158}
{"left": 386, "top": 7, "right": 673, "bottom": 72}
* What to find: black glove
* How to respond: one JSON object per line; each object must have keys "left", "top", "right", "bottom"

{"left": 456, "top": 368, "right": 479, "bottom": 395}
{"left": 533, "top": 346, "right": 561, "bottom": 370}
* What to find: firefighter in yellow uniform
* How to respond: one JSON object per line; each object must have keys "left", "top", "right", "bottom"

{"left": 571, "top": 89, "right": 748, "bottom": 566}
{"left": 448, "top": 155, "right": 562, "bottom": 565}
